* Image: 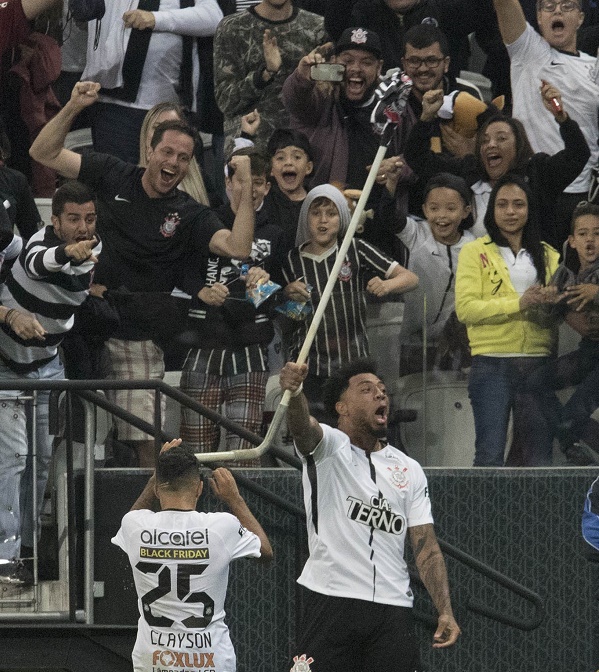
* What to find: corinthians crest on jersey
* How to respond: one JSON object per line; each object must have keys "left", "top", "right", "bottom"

{"left": 160, "top": 212, "right": 181, "bottom": 238}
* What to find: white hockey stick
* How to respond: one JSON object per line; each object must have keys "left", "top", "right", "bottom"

{"left": 196, "top": 72, "right": 412, "bottom": 464}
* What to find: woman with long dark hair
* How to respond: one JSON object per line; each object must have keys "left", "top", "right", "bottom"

{"left": 404, "top": 81, "right": 590, "bottom": 247}
{"left": 455, "top": 173, "right": 561, "bottom": 466}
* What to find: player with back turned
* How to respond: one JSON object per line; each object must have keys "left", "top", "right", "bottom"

{"left": 280, "top": 359, "right": 460, "bottom": 672}
{"left": 112, "top": 439, "right": 273, "bottom": 672}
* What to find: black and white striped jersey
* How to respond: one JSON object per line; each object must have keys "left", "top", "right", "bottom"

{"left": 0, "top": 226, "right": 101, "bottom": 372}
{"left": 282, "top": 238, "right": 397, "bottom": 377}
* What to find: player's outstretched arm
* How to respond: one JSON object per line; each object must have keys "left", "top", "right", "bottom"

{"left": 279, "top": 362, "right": 323, "bottom": 456}
{"left": 409, "top": 523, "right": 461, "bottom": 648}
{"left": 210, "top": 468, "right": 274, "bottom": 563}
{"left": 492, "top": 0, "right": 527, "bottom": 45}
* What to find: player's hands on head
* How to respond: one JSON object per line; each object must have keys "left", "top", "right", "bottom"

{"left": 209, "top": 467, "right": 242, "bottom": 505}
{"left": 279, "top": 361, "right": 308, "bottom": 394}
{"left": 160, "top": 438, "right": 182, "bottom": 454}
{"left": 432, "top": 613, "right": 461, "bottom": 648}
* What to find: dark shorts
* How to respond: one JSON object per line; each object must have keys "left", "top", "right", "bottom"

{"left": 290, "top": 587, "right": 424, "bottom": 672}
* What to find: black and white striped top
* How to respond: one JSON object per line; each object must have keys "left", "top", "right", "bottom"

{"left": 0, "top": 226, "right": 101, "bottom": 373}
{"left": 282, "top": 238, "right": 397, "bottom": 377}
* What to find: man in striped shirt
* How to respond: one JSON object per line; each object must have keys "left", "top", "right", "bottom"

{"left": 0, "top": 181, "right": 101, "bottom": 586}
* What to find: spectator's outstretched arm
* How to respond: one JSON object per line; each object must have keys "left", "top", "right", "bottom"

{"left": 279, "top": 362, "right": 323, "bottom": 456}
{"left": 492, "top": 0, "right": 527, "bottom": 45}
{"left": 210, "top": 468, "right": 274, "bottom": 562}
{"left": 404, "top": 90, "right": 469, "bottom": 185}
{"left": 409, "top": 523, "right": 461, "bottom": 648}
{"left": 208, "top": 155, "right": 255, "bottom": 259}
{"left": 29, "top": 81, "right": 100, "bottom": 179}
{"left": 21, "top": 0, "right": 59, "bottom": 20}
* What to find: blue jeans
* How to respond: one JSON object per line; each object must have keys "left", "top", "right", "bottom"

{"left": 468, "top": 356, "right": 556, "bottom": 466}
{"left": 0, "top": 356, "right": 64, "bottom": 560}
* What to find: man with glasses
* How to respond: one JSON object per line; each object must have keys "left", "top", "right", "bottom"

{"left": 0, "top": 181, "right": 101, "bottom": 585}
{"left": 283, "top": 25, "right": 469, "bottom": 224}
{"left": 493, "top": 0, "right": 599, "bottom": 245}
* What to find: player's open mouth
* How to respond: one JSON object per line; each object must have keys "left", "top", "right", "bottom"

{"left": 161, "top": 168, "right": 176, "bottom": 180}
{"left": 375, "top": 405, "right": 387, "bottom": 424}
{"left": 551, "top": 19, "right": 565, "bottom": 31}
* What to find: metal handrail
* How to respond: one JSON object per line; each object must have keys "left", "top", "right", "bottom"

{"left": 0, "top": 379, "right": 543, "bottom": 633}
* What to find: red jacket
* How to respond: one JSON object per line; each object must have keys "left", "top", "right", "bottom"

{"left": 10, "top": 31, "right": 61, "bottom": 196}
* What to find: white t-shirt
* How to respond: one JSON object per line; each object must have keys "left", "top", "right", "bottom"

{"left": 112, "top": 508, "right": 261, "bottom": 672}
{"left": 297, "top": 424, "right": 434, "bottom": 607}
{"left": 507, "top": 23, "right": 599, "bottom": 193}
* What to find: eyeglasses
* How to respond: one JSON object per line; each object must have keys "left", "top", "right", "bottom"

{"left": 538, "top": 1, "right": 580, "bottom": 12}
{"left": 402, "top": 56, "right": 446, "bottom": 69}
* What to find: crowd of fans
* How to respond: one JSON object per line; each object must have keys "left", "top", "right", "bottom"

{"left": 1, "top": 0, "right": 599, "bottom": 583}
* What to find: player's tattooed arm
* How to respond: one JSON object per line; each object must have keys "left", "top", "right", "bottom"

{"left": 409, "top": 523, "right": 461, "bottom": 648}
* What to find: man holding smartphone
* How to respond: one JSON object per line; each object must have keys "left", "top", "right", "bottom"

{"left": 283, "top": 28, "right": 400, "bottom": 193}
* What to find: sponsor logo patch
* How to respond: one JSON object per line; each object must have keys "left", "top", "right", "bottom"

{"left": 291, "top": 654, "right": 314, "bottom": 672}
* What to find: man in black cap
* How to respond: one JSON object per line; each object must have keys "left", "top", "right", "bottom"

{"left": 282, "top": 27, "right": 403, "bottom": 193}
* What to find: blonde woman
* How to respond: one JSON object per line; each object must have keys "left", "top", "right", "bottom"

{"left": 139, "top": 102, "right": 210, "bottom": 206}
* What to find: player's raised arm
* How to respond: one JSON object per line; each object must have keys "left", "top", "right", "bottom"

{"left": 209, "top": 468, "right": 273, "bottom": 562}
{"left": 279, "top": 361, "right": 323, "bottom": 456}
{"left": 30, "top": 81, "right": 100, "bottom": 179}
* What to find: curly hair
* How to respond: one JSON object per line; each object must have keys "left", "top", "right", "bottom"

{"left": 322, "top": 358, "right": 380, "bottom": 419}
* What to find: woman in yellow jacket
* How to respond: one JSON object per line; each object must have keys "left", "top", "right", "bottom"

{"left": 456, "top": 173, "right": 560, "bottom": 466}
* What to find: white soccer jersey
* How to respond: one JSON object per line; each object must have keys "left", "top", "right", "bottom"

{"left": 112, "top": 509, "right": 261, "bottom": 672}
{"left": 297, "top": 425, "right": 433, "bottom": 607}
{"left": 508, "top": 23, "right": 599, "bottom": 193}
